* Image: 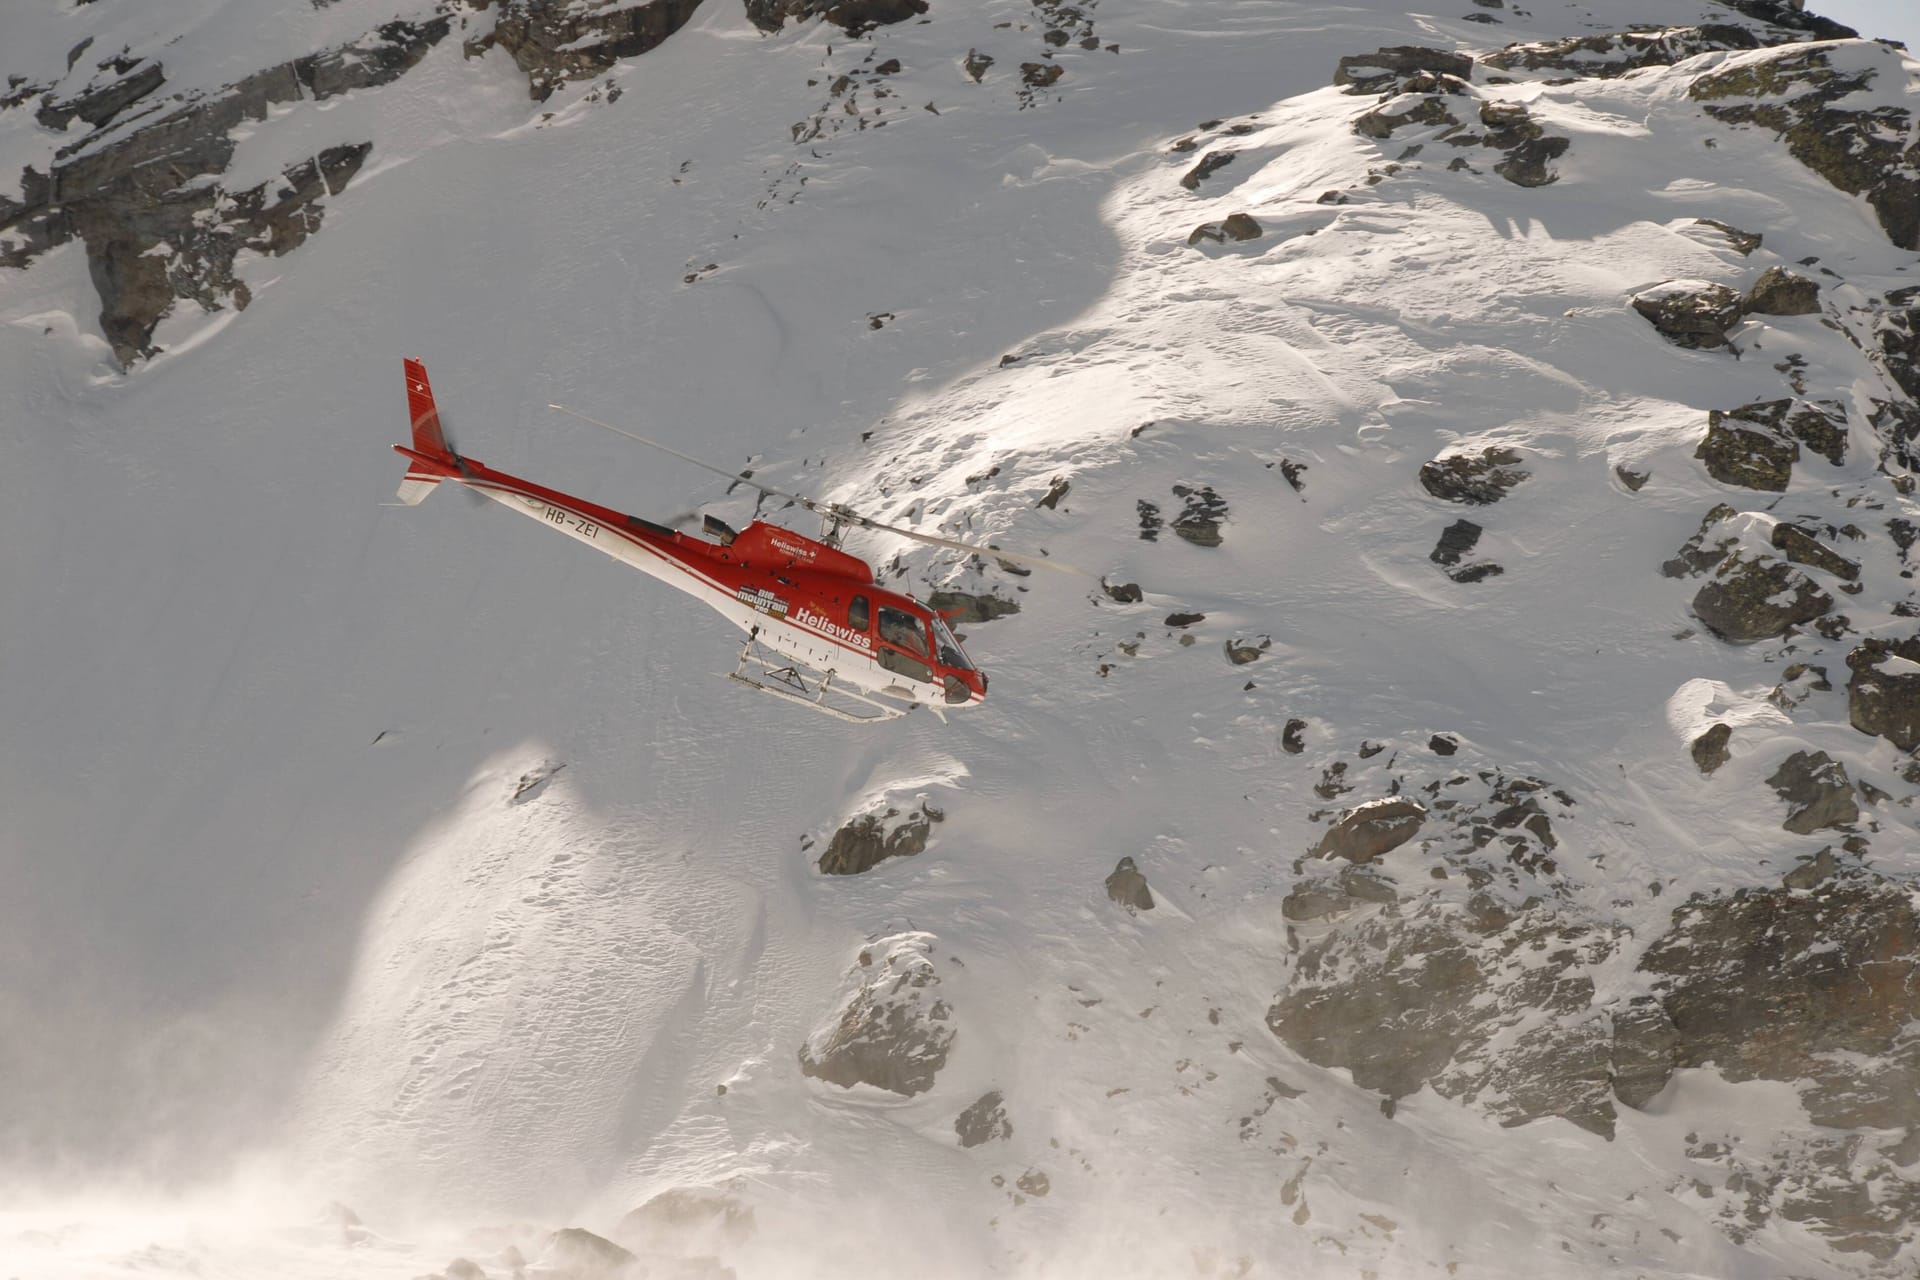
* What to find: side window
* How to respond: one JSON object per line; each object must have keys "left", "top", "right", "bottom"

{"left": 848, "top": 595, "right": 870, "bottom": 631}
{"left": 878, "top": 606, "right": 929, "bottom": 656}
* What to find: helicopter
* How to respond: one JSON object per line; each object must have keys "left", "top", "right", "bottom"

{"left": 391, "top": 358, "right": 1074, "bottom": 723}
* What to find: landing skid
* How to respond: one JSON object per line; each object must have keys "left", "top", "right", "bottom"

{"left": 727, "top": 636, "right": 936, "bottom": 724}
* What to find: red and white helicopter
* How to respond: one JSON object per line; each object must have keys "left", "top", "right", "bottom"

{"left": 392, "top": 358, "right": 1070, "bottom": 722}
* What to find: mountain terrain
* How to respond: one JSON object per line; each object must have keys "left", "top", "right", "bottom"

{"left": 3, "top": 0, "right": 1920, "bottom": 1276}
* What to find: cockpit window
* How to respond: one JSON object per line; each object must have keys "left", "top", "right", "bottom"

{"left": 931, "top": 614, "right": 973, "bottom": 671}
{"left": 878, "top": 605, "right": 929, "bottom": 657}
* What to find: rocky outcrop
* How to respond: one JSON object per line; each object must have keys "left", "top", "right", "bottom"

{"left": 495, "top": 0, "right": 706, "bottom": 100}
{"left": 925, "top": 590, "right": 1019, "bottom": 624}
{"left": 1419, "top": 446, "right": 1528, "bottom": 504}
{"left": 0, "top": 18, "right": 449, "bottom": 364}
{"left": 1187, "top": 212, "right": 1261, "bottom": 245}
{"left": 1765, "top": 750, "right": 1858, "bottom": 833}
{"left": 1353, "top": 92, "right": 1460, "bottom": 140}
{"left": 1446, "top": 99, "right": 1570, "bottom": 187}
{"left": 1632, "top": 281, "right": 1743, "bottom": 349}
{"left": 1692, "top": 552, "right": 1832, "bottom": 642}
{"left": 1846, "top": 635, "right": 1920, "bottom": 749}
{"left": 1179, "top": 151, "right": 1234, "bottom": 189}
{"left": 1691, "top": 722, "right": 1732, "bottom": 773}
{"left": 1429, "top": 519, "right": 1502, "bottom": 582}
{"left": 799, "top": 932, "right": 955, "bottom": 1096}
{"left": 1105, "top": 856, "right": 1154, "bottom": 912}
{"left": 1310, "top": 798, "right": 1427, "bottom": 862}
{"left": 1692, "top": 217, "right": 1762, "bottom": 255}
{"left": 1695, "top": 400, "right": 1798, "bottom": 489}
{"left": 1334, "top": 46, "right": 1473, "bottom": 95}
{"left": 1661, "top": 503, "right": 1739, "bottom": 578}
{"left": 1169, "top": 484, "right": 1228, "bottom": 546}
{"left": 1690, "top": 41, "right": 1920, "bottom": 251}
{"left": 816, "top": 797, "right": 943, "bottom": 875}
{"left": 746, "top": 0, "right": 926, "bottom": 35}
{"left": 1769, "top": 523, "right": 1858, "bottom": 580}
{"left": 1742, "top": 264, "right": 1820, "bottom": 315}
{"left": 955, "top": 1090, "right": 1013, "bottom": 1147}
{"left": 1479, "top": 25, "right": 1770, "bottom": 79}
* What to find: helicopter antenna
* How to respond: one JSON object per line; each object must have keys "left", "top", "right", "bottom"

{"left": 547, "top": 403, "right": 1089, "bottom": 578}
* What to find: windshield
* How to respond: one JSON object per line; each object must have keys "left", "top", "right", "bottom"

{"left": 931, "top": 614, "right": 974, "bottom": 671}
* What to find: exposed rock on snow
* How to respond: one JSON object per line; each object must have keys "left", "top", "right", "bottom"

{"left": 1631, "top": 280, "right": 1743, "bottom": 350}
{"left": 961, "top": 48, "right": 993, "bottom": 82}
{"left": 1169, "top": 483, "right": 1227, "bottom": 546}
{"left": 1690, "top": 41, "right": 1920, "bottom": 250}
{"left": 1478, "top": 25, "right": 1773, "bottom": 79}
{"left": 954, "top": 1089, "right": 1012, "bottom": 1147}
{"left": 1662, "top": 503, "right": 1740, "bottom": 578}
{"left": 1186, "top": 212, "right": 1262, "bottom": 245}
{"left": 1695, "top": 400, "right": 1801, "bottom": 489}
{"left": 0, "top": 17, "right": 447, "bottom": 363}
{"left": 1418, "top": 446, "right": 1528, "bottom": 504}
{"left": 799, "top": 933, "right": 954, "bottom": 1096}
{"left": 1353, "top": 92, "right": 1459, "bottom": 140}
{"left": 614, "top": 1184, "right": 754, "bottom": 1252}
{"left": 1333, "top": 46, "right": 1473, "bottom": 95}
{"left": 495, "top": 0, "right": 705, "bottom": 100}
{"left": 1178, "top": 150, "right": 1234, "bottom": 190}
{"left": 925, "top": 589, "right": 1019, "bottom": 624}
{"left": 1444, "top": 99, "right": 1569, "bottom": 187}
{"left": 1105, "top": 856, "right": 1154, "bottom": 913}
{"left": 1690, "top": 722, "right": 1732, "bottom": 774}
{"left": 1310, "top": 797, "right": 1426, "bottom": 863}
{"left": 1765, "top": 750, "right": 1858, "bottom": 834}
{"left": 1846, "top": 635, "right": 1920, "bottom": 749}
{"left": 1741, "top": 265, "right": 1820, "bottom": 316}
{"left": 539, "top": 1227, "right": 637, "bottom": 1277}
{"left": 1692, "top": 217, "right": 1763, "bottom": 255}
{"left": 1429, "top": 518, "right": 1502, "bottom": 583}
{"left": 746, "top": 0, "right": 928, "bottom": 36}
{"left": 1692, "top": 552, "right": 1832, "bottom": 643}
{"left": 816, "top": 796, "right": 943, "bottom": 876}
{"left": 1769, "top": 522, "right": 1858, "bottom": 580}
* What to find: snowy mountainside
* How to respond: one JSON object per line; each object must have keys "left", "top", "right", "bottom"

{"left": 4, "top": 0, "right": 1920, "bottom": 1276}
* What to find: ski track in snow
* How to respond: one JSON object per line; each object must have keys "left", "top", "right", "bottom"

{"left": 3, "top": 0, "right": 1919, "bottom": 1275}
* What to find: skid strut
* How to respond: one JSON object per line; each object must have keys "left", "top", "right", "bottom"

{"left": 725, "top": 632, "right": 930, "bottom": 724}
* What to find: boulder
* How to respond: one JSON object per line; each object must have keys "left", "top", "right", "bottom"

{"left": 1419, "top": 446, "right": 1528, "bottom": 504}
{"left": 1105, "top": 856, "right": 1155, "bottom": 912}
{"left": 1282, "top": 719, "right": 1307, "bottom": 754}
{"left": 1695, "top": 401, "right": 1799, "bottom": 490}
{"left": 1743, "top": 265, "right": 1820, "bottom": 316}
{"left": 1334, "top": 46, "right": 1473, "bottom": 95}
{"left": 1179, "top": 151, "right": 1233, "bottom": 189}
{"left": 1769, "top": 523, "right": 1859, "bottom": 580}
{"left": 799, "top": 933, "right": 955, "bottom": 1096}
{"left": 1783, "top": 400, "right": 1848, "bottom": 466}
{"left": 1661, "top": 503, "right": 1739, "bottom": 578}
{"left": 1354, "top": 93, "right": 1459, "bottom": 139}
{"left": 1690, "top": 43, "right": 1920, "bottom": 250}
{"left": 817, "top": 799, "right": 943, "bottom": 876}
{"left": 1692, "top": 553, "right": 1832, "bottom": 643}
{"left": 926, "top": 590, "right": 1019, "bottom": 624}
{"left": 962, "top": 49, "right": 993, "bottom": 81}
{"left": 1846, "top": 636, "right": 1920, "bottom": 749}
{"left": 1691, "top": 723, "right": 1732, "bottom": 774}
{"left": 1169, "top": 484, "right": 1228, "bottom": 546}
{"left": 1766, "top": 751, "right": 1859, "bottom": 834}
{"left": 1310, "top": 798, "right": 1427, "bottom": 862}
{"left": 1691, "top": 218, "right": 1762, "bottom": 255}
{"left": 1782, "top": 846, "right": 1840, "bottom": 891}
{"left": 1187, "top": 212, "right": 1262, "bottom": 245}
{"left": 1632, "top": 281, "right": 1743, "bottom": 349}
{"left": 1607, "top": 997, "right": 1679, "bottom": 1109}
{"left": 955, "top": 1090, "right": 1013, "bottom": 1147}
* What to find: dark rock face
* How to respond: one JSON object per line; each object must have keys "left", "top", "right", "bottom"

{"left": 800, "top": 933, "right": 954, "bottom": 1097}
{"left": 1105, "top": 856, "right": 1155, "bottom": 912}
{"left": 962, "top": 49, "right": 994, "bottom": 81}
{"left": 1353, "top": 94, "right": 1459, "bottom": 140}
{"left": 1691, "top": 722, "right": 1732, "bottom": 774}
{"left": 0, "top": 18, "right": 449, "bottom": 365}
{"left": 1457, "top": 100, "right": 1570, "bottom": 187}
{"left": 1282, "top": 866, "right": 1397, "bottom": 923}
{"left": 746, "top": 0, "right": 925, "bottom": 36}
{"left": 1693, "top": 217, "right": 1762, "bottom": 255}
{"left": 1743, "top": 265, "right": 1820, "bottom": 315}
{"left": 1770, "top": 523, "right": 1859, "bottom": 580}
{"left": 817, "top": 800, "right": 943, "bottom": 875}
{"left": 955, "top": 1090, "right": 1012, "bottom": 1147}
{"left": 925, "top": 590, "right": 1019, "bottom": 624}
{"left": 1846, "top": 635, "right": 1920, "bottom": 749}
{"left": 1310, "top": 798, "right": 1427, "bottom": 862}
{"left": 1188, "top": 212, "right": 1261, "bottom": 245}
{"left": 1169, "top": 484, "right": 1228, "bottom": 546}
{"left": 1282, "top": 719, "right": 1307, "bottom": 754}
{"left": 1480, "top": 25, "right": 1767, "bottom": 78}
{"left": 1334, "top": 46, "right": 1473, "bottom": 94}
{"left": 1419, "top": 446, "right": 1528, "bottom": 504}
{"left": 1429, "top": 519, "right": 1502, "bottom": 582}
{"left": 1693, "top": 552, "right": 1832, "bottom": 643}
{"left": 1102, "top": 580, "right": 1143, "bottom": 604}
{"left": 1690, "top": 42, "right": 1920, "bottom": 250}
{"left": 1632, "top": 281, "right": 1743, "bottom": 349}
{"left": 1696, "top": 400, "right": 1800, "bottom": 490}
{"left": 497, "top": 0, "right": 706, "bottom": 99}
{"left": 1179, "top": 150, "right": 1234, "bottom": 190}
{"left": 1662, "top": 503, "right": 1739, "bottom": 578}
{"left": 1268, "top": 904, "right": 1619, "bottom": 1137}
{"left": 1765, "top": 750, "right": 1859, "bottom": 834}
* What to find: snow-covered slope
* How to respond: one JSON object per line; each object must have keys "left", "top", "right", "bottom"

{"left": 4, "top": 0, "right": 1919, "bottom": 1276}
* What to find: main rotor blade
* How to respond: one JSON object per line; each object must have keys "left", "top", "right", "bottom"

{"left": 548, "top": 402, "right": 1088, "bottom": 577}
